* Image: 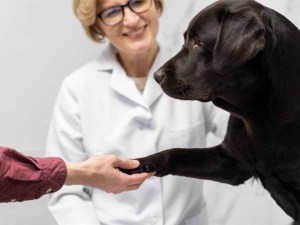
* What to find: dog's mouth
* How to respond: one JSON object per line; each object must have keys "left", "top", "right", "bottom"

{"left": 170, "top": 86, "right": 190, "bottom": 95}
{"left": 162, "top": 85, "right": 190, "bottom": 100}
{"left": 162, "top": 85, "right": 214, "bottom": 102}
{"left": 197, "top": 93, "right": 215, "bottom": 102}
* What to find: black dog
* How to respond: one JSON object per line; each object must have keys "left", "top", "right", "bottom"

{"left": 122, "top": 0, "right": 300, "bottom": 223}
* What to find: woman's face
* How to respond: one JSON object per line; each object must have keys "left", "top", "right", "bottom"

{"left": 97, "top": 0, "right": 159, "bottom": 55}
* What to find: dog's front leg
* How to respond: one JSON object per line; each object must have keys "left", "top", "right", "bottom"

{"left": 122, "top": 145, "right": 252, "bottom": 186}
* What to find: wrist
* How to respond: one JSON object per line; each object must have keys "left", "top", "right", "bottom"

{"left": 65, "top": 162, "right": 86, "bottom": 186}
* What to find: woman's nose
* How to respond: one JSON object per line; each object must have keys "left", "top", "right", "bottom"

{"left": 123, "top": 7, "right": 139, "bottom": 26}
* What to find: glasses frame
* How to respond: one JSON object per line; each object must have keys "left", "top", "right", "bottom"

{"left": 97, "top": 0, "right": 152, "bottom": 26}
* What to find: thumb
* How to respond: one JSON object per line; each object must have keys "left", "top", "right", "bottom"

{"left": 117, "top": 158, "right": 140, "bottom": 170}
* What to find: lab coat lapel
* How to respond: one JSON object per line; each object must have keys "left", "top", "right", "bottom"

{"left": 143, "top": 46, "right": 172, "bottom": 107}
{"left": 109, "top": 68, "right": 147, "bottom": 108}
{"left": 96, "top": 44, "right": 173, "bottom": 108}
{"left": 143, "top": 74, "right": 163, "bottom": 107}
{"left": 96, "top": 44, "right": 148, "bottom": 108}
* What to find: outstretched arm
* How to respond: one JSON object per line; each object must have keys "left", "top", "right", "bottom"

{"left": 0, "top": 146, "right": 153, "bottom": 202}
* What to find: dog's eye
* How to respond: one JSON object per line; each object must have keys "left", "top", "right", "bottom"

{"left": 193, "top": 39, "right": 204, "bottom": 48}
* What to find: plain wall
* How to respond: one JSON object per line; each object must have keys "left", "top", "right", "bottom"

{"left": 0, "top": 0, "right": 299, "bottom": 225}
{"left": 0, "top": 0, "right": 99, "bottom": 224}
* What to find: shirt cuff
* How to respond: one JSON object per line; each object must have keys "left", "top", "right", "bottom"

{"left": 35, "top": 156, "right": 67, "bottom": 194}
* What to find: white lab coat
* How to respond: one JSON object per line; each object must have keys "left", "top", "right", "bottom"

{"left": 46, "top": 43, "right": 225, "bottom": 225}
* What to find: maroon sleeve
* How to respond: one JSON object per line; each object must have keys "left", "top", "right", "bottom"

{"left": 0, "top": 146, "right": 67, "bottom": 202}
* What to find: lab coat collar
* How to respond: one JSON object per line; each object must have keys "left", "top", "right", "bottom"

{"left": 95, "top": 42, "right": 119, "bottom": 71}
{"left": 95, "top": 43, "right": 172, "bottom": 109}
{"left": 143, "top": 46, "right": 166, "bottom": 107}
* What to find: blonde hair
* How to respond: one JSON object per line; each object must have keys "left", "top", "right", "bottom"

{"left": 73, "top": 0, "right": 164, "bottom": 43}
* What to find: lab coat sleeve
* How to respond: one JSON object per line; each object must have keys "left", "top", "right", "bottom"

{"left": 46, "top": 77, "right": 100, "bottom": 225}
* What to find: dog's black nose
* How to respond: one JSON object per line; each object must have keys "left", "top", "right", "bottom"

{"left": 154, "top": 70, "right": 165, "bottom": 84}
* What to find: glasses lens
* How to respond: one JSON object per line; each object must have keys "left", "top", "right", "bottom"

{"left": 101, "top": 7, "right": 123, "bottom": 26}
{"left": 129, "top": 0, "right": 151, "bottom": 13}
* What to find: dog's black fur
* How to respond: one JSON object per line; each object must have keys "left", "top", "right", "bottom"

{"left": 122, "top": 0, "right": 300, "bottom": 223}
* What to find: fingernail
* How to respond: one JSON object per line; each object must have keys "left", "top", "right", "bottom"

{"left": 132, "top": 160, "right": 140, "bottom": 167}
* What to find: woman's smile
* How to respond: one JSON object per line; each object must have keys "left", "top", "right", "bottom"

{"left": 123, "top": 25, "right": 147, "bottom": 39}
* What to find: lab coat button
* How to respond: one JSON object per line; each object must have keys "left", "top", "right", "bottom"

{"left": 148, "top": 176, "right": 155, "bottom": 180}
{"left": 83, "top": 187, "right": 92, "bottom": 197}
{"left": 138, "top": 122, "right": 146, "bottom": 130}
{"left": 149, "top": 218, "right": 157, "bottom": 225}
{"left": 211, "top": 125, "right": 217, "bottom": 133}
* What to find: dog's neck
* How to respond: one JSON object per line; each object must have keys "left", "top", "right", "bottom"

{"left": 263, "top": 18, "right": 300, "bottom": 130}
{"left": 213, "top": 46, "right": 300, "bottom": 132}
{"left": 266, "top": 68, "right": 300, "bottom": 130}
{"left": 219, "top": 14, "right": 300, "bottom": 131}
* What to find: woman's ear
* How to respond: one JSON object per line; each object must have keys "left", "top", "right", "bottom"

{"left": 212, "top": 8, "right": 265, "bottom": 74}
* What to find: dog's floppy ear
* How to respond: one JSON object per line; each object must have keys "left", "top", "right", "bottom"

{"left": 212, "top": 8, "right": 265, "bottom": 74}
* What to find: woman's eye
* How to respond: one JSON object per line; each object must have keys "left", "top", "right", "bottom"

{"left": 102, "top": 7, "right": 122, "bottom": 18}
{"left": 130, "top": 0, "right": 145, "bottom": 7}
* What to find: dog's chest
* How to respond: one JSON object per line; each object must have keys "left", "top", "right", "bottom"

{"left": 224, "top": 117, "right": 300, "bottom": 186}
{"left": 224, "top": 118, "right": 279, "bottom": 165}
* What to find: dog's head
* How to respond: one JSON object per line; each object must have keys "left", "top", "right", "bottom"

{"left": 155, "top": 0, "right": 267, "bottom": 103}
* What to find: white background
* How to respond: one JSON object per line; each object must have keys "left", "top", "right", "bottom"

{"left": 0, "top": 0, "right": 299, "bottom": 224}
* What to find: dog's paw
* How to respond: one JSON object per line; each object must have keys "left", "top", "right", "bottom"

{"left": 119, "top": 163, "right": 155, "bottom": 175}
{"left": 119, "top": 153, "right": 169, "bottom": 176}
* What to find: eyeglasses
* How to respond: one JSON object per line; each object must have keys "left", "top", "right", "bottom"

{"left": 97, "top": 0, "right": 152, "bottom": 26}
